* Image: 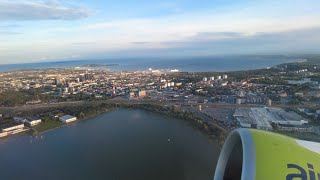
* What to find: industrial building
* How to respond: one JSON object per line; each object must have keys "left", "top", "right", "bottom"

{"left": 268, "top": 108, "right": 308, "bottom": 126}
{"left": 25, "top": 117, "right": 42, "bottom": 126}
{"left": 234, "top": 107, "right": 308, "bottom": 131}
{"left": 2, "top": 124, "right": 25, "bottom": 132}
{"left": 13, "top": 116, "right": 27, "bottom": 123}
{"left": 233, "top": 108, "right": 273, "bottom": 130}
{"left": 59, "top": 115, "right": 77, "bottom": 123}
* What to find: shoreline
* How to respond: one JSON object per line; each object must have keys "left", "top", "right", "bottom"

{"left": 30, "top": 107, "right": 116, "bottom": 135}
{"left": 0, "top": 56, "right": 308, "bottom": 73}
{"left": 1, "top": 104, "right": 229, "bottom": 147}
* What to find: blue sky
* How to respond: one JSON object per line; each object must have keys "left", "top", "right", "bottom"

{"left": 0, "top": 0, "right": 320, "bottom": 64}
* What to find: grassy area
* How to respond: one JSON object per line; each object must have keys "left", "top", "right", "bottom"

{"left": 32, "top": 120, "right": 64, "bottom": 133}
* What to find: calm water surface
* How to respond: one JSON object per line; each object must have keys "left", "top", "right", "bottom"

{"left": 0, "top": 109, "right": 220, "bottom": 180}
{"left": 0, "top": 56, "right": 302, "bottom": 72}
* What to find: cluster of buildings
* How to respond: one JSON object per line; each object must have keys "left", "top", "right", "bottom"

{"left": 0, "top": 66, "right": 319, "bottom": 109}
{"left": 0, "top": 123, "right": 27, "bottom": 138}
{"left": 13, "top": 116, "right": 42, "bottom": 126}
{"left": 202, "top": 74, "right": 228, "bottom": 82}
{"left": 0, "top": 62, "right": 319, "bottom": 136}
{"left": 0, "top": 68, "right": 213, "bottom": 108}
{"left": 0, "top": 68, "right": 183, "bottom": 101}
{"left": 0, "top": 113, "right": 77, "bottom": 138}
{"left": 0, "top": 116, "right": 41, "bottom": 138}
{"left": 233, "top": 107, "right": 310, "bottom": 132}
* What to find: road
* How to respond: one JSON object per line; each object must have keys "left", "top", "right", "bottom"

{"left": 0, "top": 98, "right": 318, "bottom": 113}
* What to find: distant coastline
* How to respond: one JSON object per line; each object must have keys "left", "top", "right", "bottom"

{"left": 0, "top": 55, "right": 307, "bottom": 73}
{"left": 80, "top": 63, "right": 120, "bottom": 68}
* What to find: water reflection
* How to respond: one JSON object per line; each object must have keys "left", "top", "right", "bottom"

{"left": 0, "top": 109, "right": 220, "bottom": 180}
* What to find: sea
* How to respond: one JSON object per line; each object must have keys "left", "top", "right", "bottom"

{"left": 0, "top": 55, "right": 304, "bottom": 72}
{"left": 0, "top": 109, "right": 220, "bottom": 180}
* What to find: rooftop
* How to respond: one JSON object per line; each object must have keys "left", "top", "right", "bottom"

{"left": 59, "top": 115, "right": 76, "bottom": 121}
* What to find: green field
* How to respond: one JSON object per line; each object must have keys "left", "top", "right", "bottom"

{"left": 32, "top": 120, "right": 64, "bottom": 133}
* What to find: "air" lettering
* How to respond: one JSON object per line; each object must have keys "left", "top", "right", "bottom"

{"left": 286, "top": 164, "right": 320, "bottom": 180}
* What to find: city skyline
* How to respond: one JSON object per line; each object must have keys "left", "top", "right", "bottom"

{"left": 1, "top": 0, "right": 320, "bottom": 64}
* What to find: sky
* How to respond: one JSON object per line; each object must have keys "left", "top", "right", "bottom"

{"left": 0, "top": 0, "right": 320, "bottom": 64}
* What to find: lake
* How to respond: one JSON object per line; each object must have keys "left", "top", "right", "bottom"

{"left": 0, "top": 109, "right": 220, "bottom": 180}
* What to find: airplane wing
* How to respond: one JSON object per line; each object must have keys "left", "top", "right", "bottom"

{"left": 214, "top": 128, "right": 320, "bottom": 180}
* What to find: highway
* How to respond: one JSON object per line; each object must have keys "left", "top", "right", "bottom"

{"left": 0, "top": 98, "right": 318, "bottom": 114}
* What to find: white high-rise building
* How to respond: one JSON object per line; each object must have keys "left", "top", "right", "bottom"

{"left": 239, "top": 90, "right": 245, "bottom": 97}
{"left": 203, "top": 77, "right": 208, "bottom": 82}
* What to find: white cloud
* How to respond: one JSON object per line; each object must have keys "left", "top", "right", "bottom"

{"left": 155, "top": 26, "right": 320, "bottom": 55}
{"left": 1, "top": 0, "right": 320, "bottom": 63}
{"left": 80, "top": 14, "right": 320, "bottom": 43}
{"left": 0, "top": 0, "right": 90, "bottom": 21}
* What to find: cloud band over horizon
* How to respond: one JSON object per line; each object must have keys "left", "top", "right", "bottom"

{"left": 0, "top": 0, "right": 320, "bottom": 64}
